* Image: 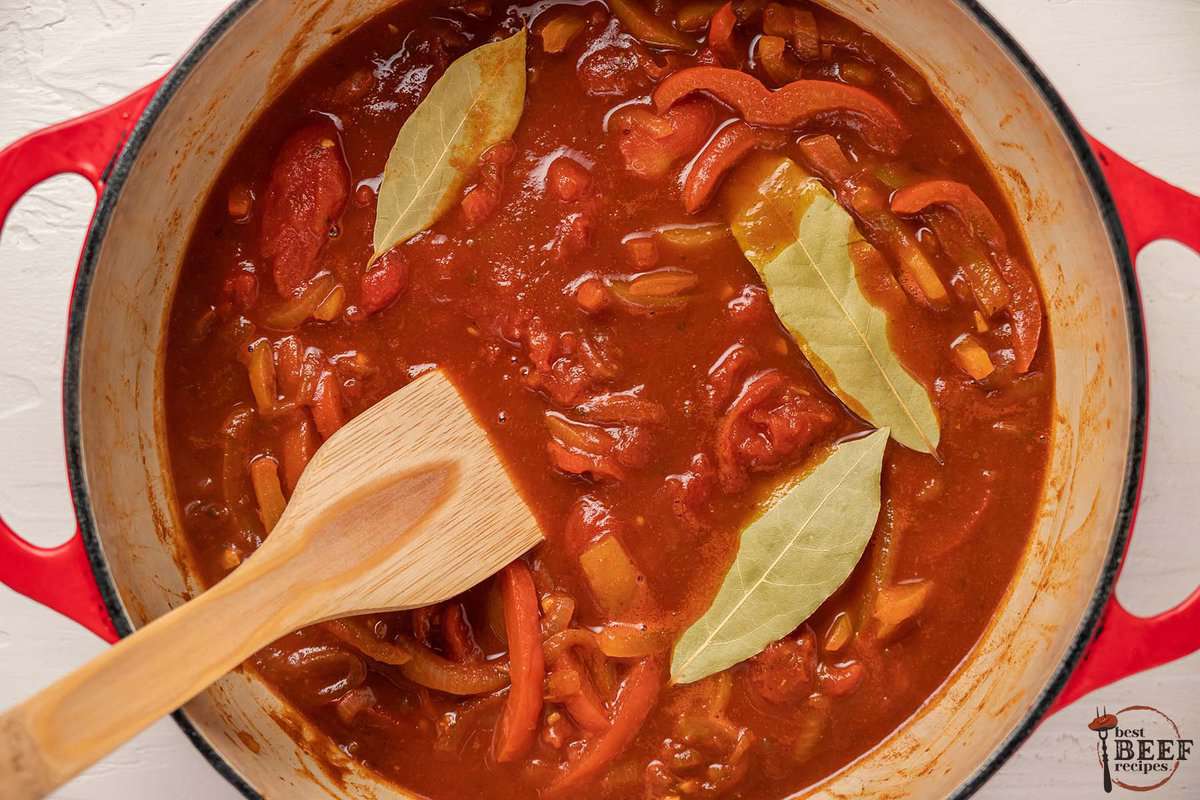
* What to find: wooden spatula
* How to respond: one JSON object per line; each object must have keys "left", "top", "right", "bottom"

{"left": 0, "top": 370, "right": 543, "bottom": 800}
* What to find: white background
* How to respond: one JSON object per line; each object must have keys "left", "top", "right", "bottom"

{"left": 0, "top": 0, "right": 1197, "bottom": 797}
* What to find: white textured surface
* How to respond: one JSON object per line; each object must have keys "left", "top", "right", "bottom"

{"left": 0, "top": 1, "right": 1197, "bottom": 797}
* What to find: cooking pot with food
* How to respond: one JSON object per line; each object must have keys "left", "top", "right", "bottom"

{"left": 1, "top": 1, "right": 1198, "bottom": 798}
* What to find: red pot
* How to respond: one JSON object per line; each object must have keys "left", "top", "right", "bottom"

{"left": 0, "top": 1, "right": 1197, "bottom": 797}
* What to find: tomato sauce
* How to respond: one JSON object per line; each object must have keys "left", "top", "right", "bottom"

{"left": 164, "top": 1, "right": 1053, "bottom": 797}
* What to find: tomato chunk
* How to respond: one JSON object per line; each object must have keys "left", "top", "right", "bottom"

{"left": 611, "top": 100, "right": 718, "bottom": 179}
{"left": 260, "top": 122, "right": 350, "bottom": 296}
{"left": 360, "top": 248, "right": 409, "bottom": 316}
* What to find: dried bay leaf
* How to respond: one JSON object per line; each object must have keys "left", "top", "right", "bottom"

{"left": 671, "top": 429, "right": 888, "bottom": 685}
{"left": 372, "top": 29, "right": 527, "bottom": 259}
{"left": 724, "top": 155, "right": 940, "bottom": 454}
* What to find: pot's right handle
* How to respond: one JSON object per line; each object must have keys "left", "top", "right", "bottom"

{"left": 0, "top": 81, "right": 162, "bottom": 644}
{"left": 1049, "top": 135, "right": 1200, "bottom": 713}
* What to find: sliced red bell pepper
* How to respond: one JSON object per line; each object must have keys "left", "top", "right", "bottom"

{"left": 492, "top": 561, "right": 545, "bottom": 763}
{"left": 653, "top": 66, "right": 908, "bottom": 153}
{"left": 683, "top": 121, "right": 788, "bottom": 213}
{"left": 892, "top": 180, "right": 1043, "bottom": 371}
{"left": 707, "top": 2, "right": 741, "bottom": 67}
{"left": 543, "top": 656, "right": 663, "bottom": 797}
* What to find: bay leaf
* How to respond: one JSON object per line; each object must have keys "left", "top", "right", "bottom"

{"left": 724, "top": 155, "right": 940, "bottom": 454}
{"left": 670, "top": 428, "right": 888, "bottom": 685}
{"left": 372, "top": 29, "right": 527, "bottom": 259}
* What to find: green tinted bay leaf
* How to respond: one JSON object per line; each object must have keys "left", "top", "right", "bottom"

{"left": 372, "top": 29, "right": 527, "bottom": 259}
{"left": 724, "top": 156, "right": 940, "bottom": 453}
{"left": 671, "top": 428, "right": 888, "bottom": 685}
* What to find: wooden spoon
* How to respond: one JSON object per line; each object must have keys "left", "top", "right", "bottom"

{"left": 0, "top": 370, "right": 543, "bottom": 800}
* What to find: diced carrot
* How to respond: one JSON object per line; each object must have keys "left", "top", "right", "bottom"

{"left": 575, "top": 278, "right": 611, "bottom": 314}
{"left": 951, "top": 333, "right": 995, "bottom": 380}
{"left": 547, "top": 156, "right": 593, "bottom": 202}
{"left": 624, "top": 236, "right": 660, "bottom": 268}
{"left": 492, "top": 561, "right": 545, "bottom": 763}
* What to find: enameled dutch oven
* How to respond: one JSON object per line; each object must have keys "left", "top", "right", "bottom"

{"left": 1, "top": 1, "right": 1198, "bottom": 797}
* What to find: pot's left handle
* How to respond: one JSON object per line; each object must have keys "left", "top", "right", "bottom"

{"left": 0, "top": 80, "right": 162, "bottom": 644}
{"left": 1049, "top": 135, "right": 1200, "bottom": 713}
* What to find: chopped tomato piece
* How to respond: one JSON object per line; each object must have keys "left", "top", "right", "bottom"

{"left": 653, "top": 67, "right": 908, "bottom": 154}
{"left": 260, "top": 121, "right": 350, "bottom": 296}
{"left": 611, "top": 100, "right": 718, "bottom": 180}
{"left": 547, "top": 156, "right": 593, "bottom": 202}
{"left": 714, "top": 370, "right": 835, "bottom": 491}
{"left": 360, "top": 248, "right": 409, "bottom": 316}
{"left": 817, "top": 660, "right": 866, "bottom": 697}
{"left": 745, "top": 628, "right": 817, "bottom": 704}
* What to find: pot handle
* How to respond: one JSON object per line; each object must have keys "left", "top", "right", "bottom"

{"left": 0, "top": 80, "right": 162, "bottom": 644}
{"left": 1049, "top": 135, "right": 1200, "bottom": 713}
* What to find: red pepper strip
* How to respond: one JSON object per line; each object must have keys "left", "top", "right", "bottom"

{"left": 492, "top": 561, "right": 545, "bottom": 763}
{"left": 554, "top": 650, "right": 611, "bottom": 733}
{"left": 653, "top": 66, "right": 908, "bottom": 154}
{"left": 892, "top": 180, "right": 1043, "bottom": 371}
{"left": 707, "top": 2, "right": 741, "bottom": 67}
{"left": 543, "top": 656, "right": 664, "bottom": 797}
{"left": 683, "top": 121, "right": 787, "bottom": 213}
{"left": 797, "top": 135, "right": 948, "bottom": 309}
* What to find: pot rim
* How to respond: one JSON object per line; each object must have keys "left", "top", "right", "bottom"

{"left": 60, "top": 1, "right": 1149, "bottom": 798}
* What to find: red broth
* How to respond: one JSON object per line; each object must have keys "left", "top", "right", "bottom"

{"left": 164, "top": 2, "right": 1052, "bottom": 797}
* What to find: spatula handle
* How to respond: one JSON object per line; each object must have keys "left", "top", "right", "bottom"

{"left": 0, "top": 548, "right": 297, "bottom": 799}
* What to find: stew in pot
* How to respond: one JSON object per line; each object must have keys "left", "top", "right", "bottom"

{"left": 164, "top": 1, "right": 1053, "bottom": 797}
